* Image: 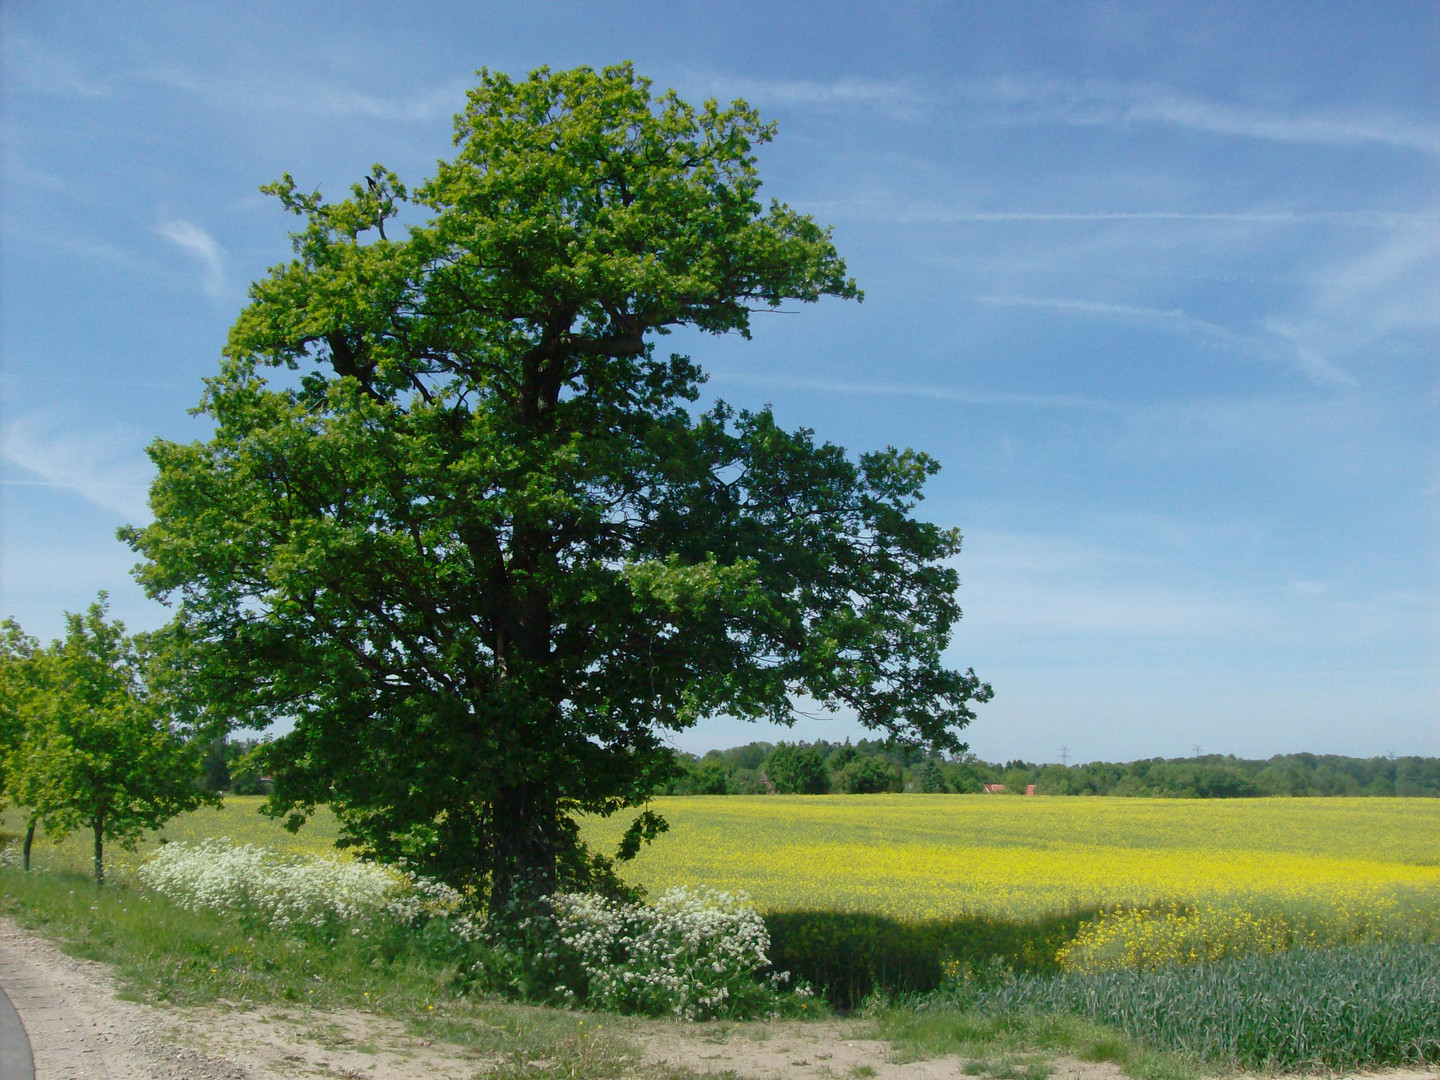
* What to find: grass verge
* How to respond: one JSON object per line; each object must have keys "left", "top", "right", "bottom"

{"left": 874, "top": 1003, "right": 1201, "bottom": 1080}
{"left": 9, "top": 862, "right": 1434, "bottom": 1079}
{"left": 0, "top": 865, "right": 1194, "bottom": 1080}
{"left": 0, "top": 866, "right": 648, "bottom": 1080}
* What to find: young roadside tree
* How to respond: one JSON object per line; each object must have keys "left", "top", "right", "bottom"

{"left": 0, "top": 619, "right": 42, "bottom": 867}
{"left": 123, "top": 63, "right": 991, "bottom": 913}
{"left": 5, "top": 597, "right": 215, "bottom": 884}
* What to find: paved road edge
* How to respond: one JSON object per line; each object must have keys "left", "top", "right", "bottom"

{"left": 0, "top": 983, "right": 34, "bottom": 1080}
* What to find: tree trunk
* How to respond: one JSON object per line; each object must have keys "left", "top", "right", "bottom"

{"left": 487, "top": 782, "right": 559, "bottom": 919}
{"left": 92, "top": 820, "right": 104, "bottom": 886}
{"left": 22, "top": 822, "right": 34, "bottom": 871}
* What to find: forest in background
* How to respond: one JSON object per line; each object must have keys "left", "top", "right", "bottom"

{"left": 201, "top": 737, "right": 1440, "bottom": 800}
{"left": 653, "top": 741, "right": 1440, "bottom": 799}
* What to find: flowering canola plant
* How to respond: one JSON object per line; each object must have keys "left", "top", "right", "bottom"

{"left": 13, "top": 793, "right": 1439, "bottom": 975}
{"left": 581, "top": 794, "right": 1440, "bottom": 964}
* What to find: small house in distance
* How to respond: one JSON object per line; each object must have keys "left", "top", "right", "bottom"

{"left": 983, "top": 783, "right": 1007, "bottom": 793}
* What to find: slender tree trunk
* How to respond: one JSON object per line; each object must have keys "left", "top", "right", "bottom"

{"left": 22, "top": 821, "right": 34, "bottom": 871}
{"left": 92, "top": 820, "right": 104, "bottom": 886}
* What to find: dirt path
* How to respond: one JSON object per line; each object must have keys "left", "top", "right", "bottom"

{"left": 638, "top": 1019, "right": 1130, "bottom": 1080}
{"left": 0, "top": 917, "right": 1435, "bottom": 1080}
{"left": 0, "top": 918, "right": 498, "bottom": 1080}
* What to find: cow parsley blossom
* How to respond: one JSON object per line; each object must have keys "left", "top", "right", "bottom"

{"left": 138, "top": 840, "right": 400, "bottom": 931}
{"left": 542, "top": 886, "right": 798, "bottom": 1019}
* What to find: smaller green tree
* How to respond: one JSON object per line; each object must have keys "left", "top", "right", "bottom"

{"left": 912, "top": 758, "right": 949, "bottom": 793}
{"left": 0, "top": 619, "right": 42, "bottom": 867}
{"left": 765, "top": 743, "right": 830, "bottom": 794}
{"left": 837, "top": 754, "right": 902, "bottom": 793}
{"left": 0, "top": 619, "right": 38, "bottom": 777}
{"left": 5, "top": 596, "right": 216, "bottom": 883}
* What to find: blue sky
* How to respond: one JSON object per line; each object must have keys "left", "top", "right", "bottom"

{"left": 2, "top": 1, "right": 1436, "bottom": 762}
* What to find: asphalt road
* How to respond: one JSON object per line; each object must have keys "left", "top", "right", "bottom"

{"left": 0, "top": 983, "right": 34, "bottom": 1080}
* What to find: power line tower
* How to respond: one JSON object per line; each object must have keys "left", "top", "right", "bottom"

{"left": 1192, "top": 743, "right": 1203, "bottom": 758}
{"left": 1059, "top": 744, "right": 1071, "bottom": 767}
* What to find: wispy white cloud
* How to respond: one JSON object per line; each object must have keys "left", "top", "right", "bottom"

{"left": 965, "top": 574, "right": 1251, "bottom": 637}
{"left": 957, "top": 514, "right": 1431, "bottom": 648}
{"left": 141, "top": 66, "right": 466, "bottom": 123}
{"left": 1, "top": 412, "right": 153, "bottom": 520}
{"left": 961, "top": 75, "right": 1440, "bottom": 156}
{"left": 975, "top": 294, "right": 1242, "bottom": 346}
{"left": 1, "top": 35, "right": 110, "bottom": 99}
{"left": 807, "top": 202, "right": 1437, "bottom": 229}
{"left": 677, "top": 72, "right": 928, "bottom": 120}
{"left": 155, "top": 220, "right": 225, "bottom": 298}
{"left": 686, "top": 69, "right": 1440, "bottom": 155}
{"left": 972, "top": 294, "right": 1359, "bottom": 387}
{"left": 1121, "top": 89, "right": 1440, "bottom": 156}
{"left": 1263, "top": 228, "right": 1440, "bottom": 383}
{"left": 952, "top": 524, "right": 1261, "bottom": 640}
{"left": 707, "top": 370, "right": 1119, "bottom": 411}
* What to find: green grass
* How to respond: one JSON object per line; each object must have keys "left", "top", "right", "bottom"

{"left": 0, "top": 798, "right": 341, "bottom": 879}
{"left": 0, "top": 861, "right": 1198, "bottom": 1080}
{"left": 874, "top": 1004, "right": 1199, "bottom": 1080}
{"left": 0, "top": 862, "right": 468, "bottom": 1009}
{"left": 0, "top": 864, "right": 650, "bottom": 1080}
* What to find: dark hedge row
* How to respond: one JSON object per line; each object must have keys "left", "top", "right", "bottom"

{"left": 763, "top": 908, "right": 1094, "bottom": 1010}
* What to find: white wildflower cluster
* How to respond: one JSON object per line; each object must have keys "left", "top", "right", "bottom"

{"left": 138, "top": 840, "right": 402, "bottom": 931}
{"left": 546, "top": 886, "right": 792, "bottom": 1020}
{"left": 383, "top": 868, "right": 486, "bottom": 942}
{"left": 0, "top": 840, "right": 21, "bottom": 869}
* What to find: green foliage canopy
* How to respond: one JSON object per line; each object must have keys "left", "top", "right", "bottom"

{"left": 765, "top": 742, "right": 832, "bottom": 794}
{"left": 837, "top": 754, "right": 903, "bottom": 794}
{"left": 2, "top": 597, "right": 215, "bottom": 883}
{"left": 0, "top": 618, "right": 41, "bottom": 807}
{"left": 124, "top": 64, "right": 990, "bottom": 907}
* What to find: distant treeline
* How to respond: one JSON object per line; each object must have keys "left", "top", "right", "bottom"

{"left": 660, "top": 740, "right": 1440, "bottom": 798}
{"left": 196, "top": 738, "right": 271, "bottom": 795}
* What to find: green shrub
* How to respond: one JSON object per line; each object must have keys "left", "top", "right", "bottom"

{"left": 837, "top": 757, "right": 903, "bottom": 794}
{"left": 765, "top": 744, "right": 831, "bottom": 794}
{"left": 486, "top": 887, "right": 808, "bottom": 1020}
{"left": 764, "top": 909, "right": 1095, "bottom": 1010}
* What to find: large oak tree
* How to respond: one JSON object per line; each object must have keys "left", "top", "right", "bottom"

{"left": 125, "top": 64, "right": 991, "bottom": 910}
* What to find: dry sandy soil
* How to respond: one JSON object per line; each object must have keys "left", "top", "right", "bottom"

{"left": 0, "top": 917, "right": 1434, "bottom": 1080}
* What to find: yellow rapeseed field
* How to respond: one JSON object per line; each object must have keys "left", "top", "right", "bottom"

{"left": 8, "top": 794, "right": 1439, "bottom": 949}
{"left": 581, "top": 795, "right": 1440, "bottom": 922}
